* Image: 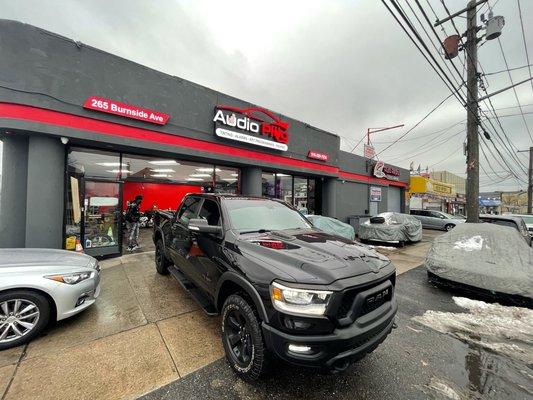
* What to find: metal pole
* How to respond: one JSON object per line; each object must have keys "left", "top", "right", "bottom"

{"left": 466, "top": 0, "right": 480, "bottom": 223}
{"left": 527, "top": 147, "right": 533, "bottom": 214}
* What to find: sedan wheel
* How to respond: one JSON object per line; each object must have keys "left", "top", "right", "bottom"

{"left": 0, "top": 291, "right": 50, "bottom": 350}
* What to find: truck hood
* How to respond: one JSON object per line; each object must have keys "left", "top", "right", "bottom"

{"left": 0, "top": 248, "right": 96, "bottom": 269}
{"left": 237, "top": 229, "right": 392, "bottom": 285}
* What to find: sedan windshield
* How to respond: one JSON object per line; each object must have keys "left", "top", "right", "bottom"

{"left": 225, "top": 199, "right": 312, "bottom": 232}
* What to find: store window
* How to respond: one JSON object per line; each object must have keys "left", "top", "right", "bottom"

{"left": 68, "top": 148, "right": 121, "bottom": 180}
{"left": 276, "top": 174, "right": 293, "bottom": 204}
{"left": 214, "top": 166, "right": 240, "bottom": 194}
{"left": 262, "top": 173, "right": 276, "bottom": 198}
{"left": 293, "top": 176, "right": 308, "bottom": 211}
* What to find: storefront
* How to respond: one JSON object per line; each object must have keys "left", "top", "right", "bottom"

{"left": 0, "top": 20, "right": 409, "bottom": 257}
{"left": 408, "top": 175, "right": 457, "bottom": 213}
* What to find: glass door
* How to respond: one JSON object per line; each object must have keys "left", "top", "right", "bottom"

{"left": 82, "top": 180, "right": 122, "bottom": 257}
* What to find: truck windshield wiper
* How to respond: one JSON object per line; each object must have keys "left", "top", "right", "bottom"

{"left": 239, "top": 229, "right": 271, "bottom": 235}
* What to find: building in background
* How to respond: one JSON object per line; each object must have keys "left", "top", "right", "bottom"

{"left": 430, "top": 170, "right": 466, "bottom": 215}
{"left": 409, "top": 175, "right": 457, "bottom": 213}
{"left": 500, "top": 191, "right": 527, "bottom": 214}
{"left": 478, "top": 191, "right": 502, "bottom": 214}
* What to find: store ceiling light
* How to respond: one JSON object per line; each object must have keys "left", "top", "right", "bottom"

{"left": 231, "top": 173, "right": 239, "bottom": 177}
{"left": 151, "top": 168, "right": 175, "bottom": 173}
{"left": 96, "top": 162, "right": 126, "bottom": 167}
{"left": 149, "top": 160, "right": 179, "bottom": 165}
{"left": 106, "top": 169, "right": 130, "bottom": 174}
{"left": 276, "top": 173, "right": 290, "bottom": 177}
{"left": 189, "top": 173, "right": 212, "bottom": 177}
{"left": 186, "top": 177, "right": 204, "bottom": 181}
{"left": 151, "top": 174, "right": 170, "bottom": 178}
{"left": 223, "top": 178, "right": 237, "bottom": 182}
{"left": 196, "top": 167, "right": 221, "bottom": 172}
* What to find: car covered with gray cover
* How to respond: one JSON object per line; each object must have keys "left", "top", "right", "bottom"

{"left": 425, "top": 223, "right": 533, "bottom": 303}
{"left": 358, "top": 212, "right": 422, "bottom": 245}
{"left": 306, "top": 215, "right": 355, "bottom": 240}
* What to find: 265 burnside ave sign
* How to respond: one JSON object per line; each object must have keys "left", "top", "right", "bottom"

{"left": 213, "top": 106, "right": 289, "bottom": 151}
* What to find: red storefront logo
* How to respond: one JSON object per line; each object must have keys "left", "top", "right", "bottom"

{"left": 307, "top": 150, "right": 329, "bottom": 161}
{"left": 83, "top": 96, "right": 170, "bottom": 125}
{"left": 373, "top": 161, "right": 400, "bottom": 180}
{"left": 213, "top": 106, "right": 289, "bottom": 151}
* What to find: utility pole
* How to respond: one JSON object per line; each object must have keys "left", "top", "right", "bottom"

{"left": 519, "top": 147, "right": 533, "bottom": 213}
{"left": 465, "top": 0, "right": 480, "bottom": 223}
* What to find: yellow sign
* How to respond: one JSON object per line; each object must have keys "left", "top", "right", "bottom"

{"left": 409, "top": 176, "right": 455, "bottom": 196}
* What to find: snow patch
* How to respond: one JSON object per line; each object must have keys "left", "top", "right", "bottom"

{"left": 453, "top": 235, "right": 484, "bottom": 251}
{"left": 425, "top": 378, "right": 462, "bottom": 400}
{"left": 413, "top": 297, "right": 533, "bottom": 365}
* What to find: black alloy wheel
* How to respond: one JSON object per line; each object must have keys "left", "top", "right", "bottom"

{"left": 221, "top": 294, "right": 267, "bottom": 381}
{"left": 155, "top": 239, "right": 170, "bottom": 275}
{"left": 444, "top": 224, "right": 454, "bottom": 231}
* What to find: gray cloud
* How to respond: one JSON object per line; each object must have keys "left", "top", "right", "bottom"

{"left": 1, "top": 0, "right": 531, "bottom": 191}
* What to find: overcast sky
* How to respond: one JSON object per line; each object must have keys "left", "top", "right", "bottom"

{"left": 1, "top": 0, "right": 532, "bottom": 191}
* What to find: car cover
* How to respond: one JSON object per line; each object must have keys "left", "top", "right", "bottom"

{"left": 306, "top": 215, "right": 355, "bottom": 240}
{"left": 425, "top": 223, "right": 533, "bottom": 299}
{"left": 358, "top": 212, "right": 422, "bottom": 243}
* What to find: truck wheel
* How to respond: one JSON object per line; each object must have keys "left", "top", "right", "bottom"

{"left": 155, "top": 239, "right": 170, "bottom": 275}
{"left": 221, "top": 294, "right": 267, "bottom": 381}
{"left": 0, "top": 290, "right": 50, "bottom": 350}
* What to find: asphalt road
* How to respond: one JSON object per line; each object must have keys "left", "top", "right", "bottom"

{"left": 140, "top": 266, "right": 532, "bottom": 400}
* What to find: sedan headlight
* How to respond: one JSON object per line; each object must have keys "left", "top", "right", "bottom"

{"left": 270, "top": 281, "right": 332, "bottom": 316}
{"left": 45, "top": 272, "right": 93, "bottom": 284}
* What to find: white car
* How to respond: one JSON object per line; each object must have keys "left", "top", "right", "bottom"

{"left": 0, "top": 249, "right": 101, "bottom": 350}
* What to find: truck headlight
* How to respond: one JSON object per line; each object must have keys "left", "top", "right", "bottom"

{"left": 270, "top": 281, "right": 332, "bottom": 316}
{"left": 45, "top": 272, "right": 93, "bottom": 284}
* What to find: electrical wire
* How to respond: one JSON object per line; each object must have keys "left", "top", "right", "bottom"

{"left": 517, "top": 0, "right": 533, "bottom": 95}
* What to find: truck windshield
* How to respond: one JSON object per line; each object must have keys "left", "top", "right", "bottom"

{"left": 225, "top": 199, "right": 312, "bottom": 232}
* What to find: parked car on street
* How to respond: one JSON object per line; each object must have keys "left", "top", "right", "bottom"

{"left": 153, "top": 194, "right": 397, "bottom": 380}
{"left": 409, "top": 209, "right": 465, "bottom": 231}
{"left": 426, "top": 223, "right": 532, "bottom": 307}
{"left": 479, "top": 214, "right": 531, "bottom": 246}
{"left": 0, "top": 249, "right": 101, "bottom": 350}
{"left": 305, "top": 214, "right": 355, "bottom": 240}
{"left": 509, "top": 213, "right": 533, "bottom": 237}
{"left": 359, "top": 212, "right": 422, "bottom": 246}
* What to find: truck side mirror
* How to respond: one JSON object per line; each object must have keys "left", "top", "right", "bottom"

{"left": 188, "top": 218, "right": 222, "bottom": 235}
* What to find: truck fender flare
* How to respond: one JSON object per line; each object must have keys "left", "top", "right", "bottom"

{"left": 153, "top": 227, "right": 165, "bottom": 248}
{"left": 215, "top": 272, "right": 269, "bottom": 323}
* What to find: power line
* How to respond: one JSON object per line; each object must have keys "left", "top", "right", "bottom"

{"left": 483, "top": 63, "right": 533, "bottom": 77}
{"left": 516, "top": 0, "right": 533, "bottom": 95}
{"left": 497, "top": 37, "right": 533, "bottom": 141}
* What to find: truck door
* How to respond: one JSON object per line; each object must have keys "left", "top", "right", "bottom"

{"left": 168, "top": 196, "right": 202, "bottom": 280}
{"left": 189, "top": 198, "right": 225, "bottom": 295}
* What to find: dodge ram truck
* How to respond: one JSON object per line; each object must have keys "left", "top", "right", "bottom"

{"left": 153, "top": 194, "right": 397, "bottom": 380}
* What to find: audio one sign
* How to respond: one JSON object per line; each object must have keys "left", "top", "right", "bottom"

{"left": 213, "top": 106, "right": 289, "bottom": 151}
{"left": 373, "top": 161, "right": 401, "bottom": 181}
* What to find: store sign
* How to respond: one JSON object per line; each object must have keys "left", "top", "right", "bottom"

{"left": 213, "top": 106, "right": 289, "bottom": 151}
{"left": 364, "top": 144, "right": 375, "bottom": 159}
{"left": 426, "top": 181, "right": 453, "bottom": 195}
{"left": 83, "top": 96, "right": 170, "bottom": 125}
{"left": 373, "top": 161, "right": 400, "bottom": 181}
{"left": 370, "top": 186, "right": 382, "bottom": 202}
{"left": 307, "top": 150, "right": 329, "bottom": 161}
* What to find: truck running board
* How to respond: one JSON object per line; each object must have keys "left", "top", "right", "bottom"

{"left": 168, "top": 265, "right": 218, "bottom": 316}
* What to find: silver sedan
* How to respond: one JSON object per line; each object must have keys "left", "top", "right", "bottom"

{"left": 0, "top": 249, "right": 101, "bottom": 350}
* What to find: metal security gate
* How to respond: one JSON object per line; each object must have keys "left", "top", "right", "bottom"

{"left": 387, "top": 186, "right": 402, "bottom": 213}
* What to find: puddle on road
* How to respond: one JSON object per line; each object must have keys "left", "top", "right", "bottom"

{"left": 413, "top": 297, "right": 533, "bottom": 399}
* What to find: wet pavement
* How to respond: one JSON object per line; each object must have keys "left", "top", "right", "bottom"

{"left": 140, "top": 266, "right": 533, "bottom": 400}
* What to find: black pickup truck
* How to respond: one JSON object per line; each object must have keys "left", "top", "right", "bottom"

{"left": 153, "top": 194, "right": 397, "bottom": 380}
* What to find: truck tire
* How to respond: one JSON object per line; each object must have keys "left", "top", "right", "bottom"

{"left": 155, "top": 239, "right": 171, "bottom": 275}
{"left": 0, "top": 290, "right": 50, "bottom": 350}
{"left": 221, "top": 294, "right": 267, "bottom": 381}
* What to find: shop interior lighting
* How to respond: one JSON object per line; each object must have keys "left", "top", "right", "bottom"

{"left": 189, "top": 173, "right": 212, "bottom": 177}
{"left": 151, "top": 174, "right": 171, "bottom": 178}
{"left": 196, "top": 167, "right": 221, "bottom": 172}
{"left": 148, "top": 160, "right": 179, "bottom": 165}
{"left": 276, "top": 173, "right": 290, "bottom": 177}
{"left": 96, "top": 162, "right": 126, "bottom": 167}
{"left": 222, "top": 178, "right": 237, "bottom": 182}
{"left": 151, "top": 168, "right": 175, "bottom": 173}
{"left": 106, "top": 169, "right": 130, "bottom": 174}
{"left": 186, "top": 177, "right": 204, "bottom": 181}
{"left": 230, "top": 173, "right": 239, "bottom": 177}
